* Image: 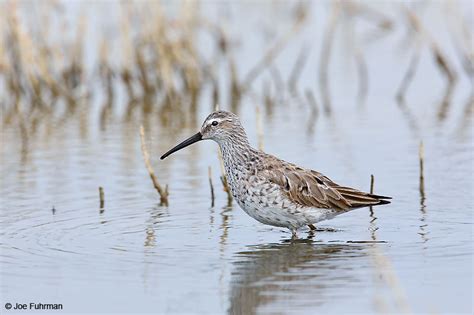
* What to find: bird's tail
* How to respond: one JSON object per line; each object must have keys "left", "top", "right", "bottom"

{"left": 335, "top": 186, "right": 392, "bottom": 208}
{"left": 367, "top": 193, "right": 392, "bottom": 205}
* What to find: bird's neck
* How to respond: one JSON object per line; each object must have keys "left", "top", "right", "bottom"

{"left": 218, "top": 135, "right": 251, "bottom": 163}
{"left": 218, "top": 136, "right": 257, "bottom": 183}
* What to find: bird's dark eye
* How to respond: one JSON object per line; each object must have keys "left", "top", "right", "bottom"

{"left": 211, "top": 121, "right": 218, "bottom": 126}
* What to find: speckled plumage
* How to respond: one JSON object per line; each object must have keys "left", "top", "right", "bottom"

{"left": 161, "top": 110, "right": 391, "bottom": 235}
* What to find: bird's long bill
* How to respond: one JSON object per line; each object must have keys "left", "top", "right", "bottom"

{"left": 160, "top": 132, "right": 202, "bottom": 160}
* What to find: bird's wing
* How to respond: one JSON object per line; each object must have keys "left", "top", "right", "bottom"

{"left": 258, "top": 159, "right": 390, "bottom": 211}
{"left": 258, "top": 161, "right": 351, "bottom": 211}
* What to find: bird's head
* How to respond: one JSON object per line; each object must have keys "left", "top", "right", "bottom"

{"left": 199, "top": 110, "right": 244, "bottom": 142}
{"left": 160, "top": 110, "right": 246, "bottom": 160}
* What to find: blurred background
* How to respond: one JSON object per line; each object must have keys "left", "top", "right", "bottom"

{"left": 1, "top": 1, "right": 473, "bottom": 314}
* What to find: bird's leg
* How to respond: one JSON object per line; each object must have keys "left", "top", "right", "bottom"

{"left": 308, "top": 224, "right": 316, "bottom": 231}
{"left": 291, "top": 229, "right": 298, "bottom": 238}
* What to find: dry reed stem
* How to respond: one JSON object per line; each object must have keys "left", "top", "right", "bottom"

{"left": 212, "top": 80, "right": 219, "bottom": 111}
{"left": 396, "top": 40, "right": 422, "bottom": 102}
{"left": 445, "top": 2, "right": 474, "bottom": 78}
{"left": 270, "top": 65, "right": 285, "bottom": 101}
{"left": 464, "top": 93, "right": 474, "bottom": 116}
{"left": 305, "top": 89, "right": 319, "bottom": 133}
{"left": 243, "top": 3, "right": 307, "bottom": 90}
{"left": 139, "top": 125, "right": 169, "bottom": 206}
{"left": 418, "top": 141, "right": 427, "bottom": 241}
{"left": 352, "top": 1, "right": 392, "bottom": 31}
{"left": 319, "top": 2, "right": 340, "bottom": 115}
{"left": 229, "top": 58, "right": 241, "bottom": 112}
{"left": 352, "top": 34, "right": 368, "bottom": 103}
{"left": 369, "top": 174, "right": 377, "bottom": 233}
{"left": 369, "top": 174, "right": 379, "bottom": 241}
{"left": 419, "top": 141, "right": 425, "bottom": 198}
{"left": 288, "top": 44, "right": 309, "bottom": 92}
{"left": 370, "top": 174, "right": 374, "bottom": 194}
{"left": 99, "top": 186, "right": 105, "bottom": 209}
{"left": 404, "top": 7, "right": 457, "bottom": 83}
{"left": 208, "top": 166, "right": 215, "bottom": 207}
{"left": 343, "top": 3, "right": 369, "bottom": 104}
{"left": 397, "top": 6, "right": 457, "bottom": 113}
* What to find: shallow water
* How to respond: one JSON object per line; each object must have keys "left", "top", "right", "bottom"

{"left": 1, "top": 2, "right": 473, "bottom": 314}
{"left": 2, "top": 101, "right": 472, "bottom": 314}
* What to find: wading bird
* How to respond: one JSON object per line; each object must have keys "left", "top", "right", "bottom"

{"left": 161, "top": 111, "right": 391, "bottom": 236}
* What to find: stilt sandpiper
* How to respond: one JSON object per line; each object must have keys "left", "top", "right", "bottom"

{"left": 161, "top": 111, "right": 391, "bottom": 236}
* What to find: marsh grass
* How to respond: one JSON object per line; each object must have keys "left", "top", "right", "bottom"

{"left": 99, "top": 186, "right": 105, "bottom": 210}
{"left": 1, "top": 1, "right": 470, "bottom": 135}
{"left": 1, "top": 0, "right": 470, "bottom": 216}
{"left": 140, "top": 125, "right": 169, "bottom": 206}
{"left": 0, "top": 1, "right": 474, "bottom": 217}
{"left": 2, "top": 1, "right": 470, "bottom": 211}
{"left": 208, "top": 166, "right": 215, "bottom": 208}
{"left": 419, "top": 141, "right": 425, "bottom": 199}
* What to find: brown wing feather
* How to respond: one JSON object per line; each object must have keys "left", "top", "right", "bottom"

{"left": 259, "top": 157, "right": 391, "bottom": 211}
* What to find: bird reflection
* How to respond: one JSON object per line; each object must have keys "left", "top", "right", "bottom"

{"left": 228, "top": 239, "right": 368, "bottom": 315}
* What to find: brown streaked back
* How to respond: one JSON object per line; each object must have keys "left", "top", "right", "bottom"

{"left": 258, "top": 154, "right": 391, "bottom": 211}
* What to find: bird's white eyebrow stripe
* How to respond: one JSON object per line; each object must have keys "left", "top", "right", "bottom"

{"left": 208, "top": 118, "right": 223, "bottom": 124}
{"left": 202, "top": 114, "right": 232, "bottom": 128}
{"left": 202, "top": 118, "right": 219, "bottom": 128}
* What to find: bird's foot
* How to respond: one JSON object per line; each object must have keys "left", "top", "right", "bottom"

{"left": 308, "top": 226, "right": 340, "bottom": 233}
{"left": 315, "top": 227, "right": 340, "bottom": 232}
